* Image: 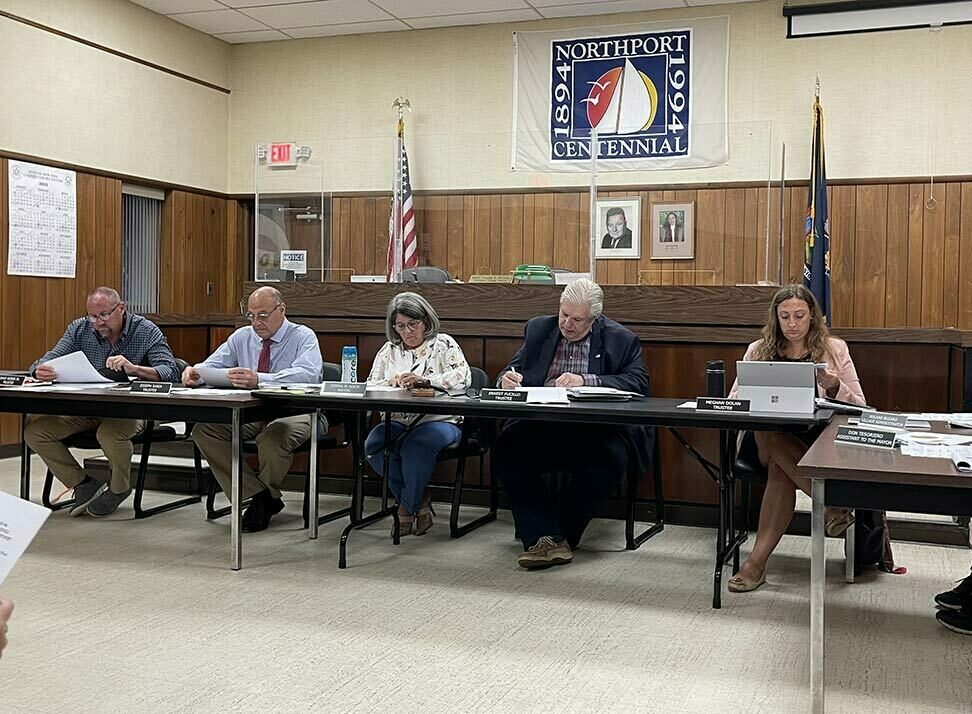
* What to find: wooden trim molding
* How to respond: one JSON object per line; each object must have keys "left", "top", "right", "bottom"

{"left": 0, "top": 10, "right": 231, "bottom": 95}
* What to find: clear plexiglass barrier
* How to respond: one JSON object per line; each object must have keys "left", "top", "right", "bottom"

{"left": 250, "top": 121, "right": 781, "bottom": 286}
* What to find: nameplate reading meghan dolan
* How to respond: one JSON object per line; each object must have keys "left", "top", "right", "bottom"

{"left": 696, "top": 397, "right": 749, "bottom": 412}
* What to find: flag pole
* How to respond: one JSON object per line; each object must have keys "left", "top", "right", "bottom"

{"left": 391, "top": 96, "right": 410, "bottom": 283}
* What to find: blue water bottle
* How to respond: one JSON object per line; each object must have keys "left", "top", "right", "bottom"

{"left": 341, "top": 345, "right": 358, "bottom": 382}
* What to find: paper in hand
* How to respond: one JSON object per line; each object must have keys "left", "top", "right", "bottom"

{"left": 44, "top": 351, "right": 112, "bottom": 383}
{"left": 0, "top": 491, "right": 51, "bottom": 585}
{"left": 196, "top": 366, "right": 234, "bottom": 388}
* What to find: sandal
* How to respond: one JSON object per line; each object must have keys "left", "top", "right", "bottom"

{"left": 825, "top": 507, "right": 854, "bottom": 538}
{"left": 415, "top": 489, "right": 435, "bottom": 536}
{"left": 728, "top": 568, "right": 766, "bottom": 593}
{"left": 392, "top": 507, "right": 414, "bottom": 538}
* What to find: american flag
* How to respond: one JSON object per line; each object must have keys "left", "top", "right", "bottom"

{"left": 387, "top": 119, "right": 417, "bottom": 280}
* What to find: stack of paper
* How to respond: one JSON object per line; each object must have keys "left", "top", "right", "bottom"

{"left": 567, "top": 386, "right": 638, "bottom": 400}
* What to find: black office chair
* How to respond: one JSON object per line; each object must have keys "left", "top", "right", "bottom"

{"left": 401, "top": 266, "right": 450, "bottom": 283}
{"left": 438, "top": 367, "right": 498, "bottom": 538}
{"left": 35, "top": 357, "right": 202, "bottom": 518}
{"left": 199, "top": 362, "right": 356, "bottom": 528}
{"left": 734, "top": 430, "right": 854, "bottom": 582}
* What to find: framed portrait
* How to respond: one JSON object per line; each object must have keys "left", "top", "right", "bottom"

{"left": 650, "top": 202, "right": 694, "bottom": 260}
{"left": 594, "top": 197, "right": 641, "bottom": 259}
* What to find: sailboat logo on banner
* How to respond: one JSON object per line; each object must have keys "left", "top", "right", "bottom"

{"left": 548, "top": 30, "right": 691, "bottom": 163}
{"left": 582, "top": 59, "right": 659, "bottom": 136}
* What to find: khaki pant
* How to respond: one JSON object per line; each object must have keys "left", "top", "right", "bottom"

{"left": 191, "top": 414, "right": 314, "bottom": 500}
{"left": 25, "top": 416, "right": 144, "bottom": 494}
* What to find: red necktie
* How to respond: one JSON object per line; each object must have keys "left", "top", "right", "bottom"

{"left": 257, "top": 338, "right": 272, "bottom": 373}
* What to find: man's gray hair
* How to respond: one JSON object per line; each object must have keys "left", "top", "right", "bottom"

{"left": 385, "top": 291, "right": 440, "bottom": 345}
{"left": 560, "top": 278, "right": 603, "bottom": 319}
{"left": 87, "top": 286, "right": 121, "bottom": 304}
{"left": 249, "top": 285, "right": 283, "bottom": 306}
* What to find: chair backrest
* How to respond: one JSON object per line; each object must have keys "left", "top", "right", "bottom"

{"left": 469, "top": 366, "right": 489, "bottom": 391}
{"left": 402, "top": 266, "right": 450, "bottom": 283}
{"left": 173, "top": 357, "right": 190, "bottom": 383}
{"left": 322, "top": 362, "right": 341, "bottom": 382}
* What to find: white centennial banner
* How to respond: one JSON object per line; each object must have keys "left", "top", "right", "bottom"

{"left": 512, "top": 16, "right": 729, "bottom": 172}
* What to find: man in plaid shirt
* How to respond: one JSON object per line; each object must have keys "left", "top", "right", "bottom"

{"left": 25, "top": 287, "right": 177, "bottom": 517}
{"left": 493, "top": 279, "right": 653, "bottom": 569}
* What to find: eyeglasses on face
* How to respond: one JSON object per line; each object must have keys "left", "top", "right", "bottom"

{"left": 87, "top": 303, "right": 121, "bottom": 323}
{"left": 394, "top": 319, "right": 423, "bottom": 333}
{"left": 244, "top": 304, "right": 283, "bottom": 322}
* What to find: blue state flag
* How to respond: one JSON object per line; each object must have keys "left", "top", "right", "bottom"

{"left": 803, "top": 97, "right": 831, "bottom": 324}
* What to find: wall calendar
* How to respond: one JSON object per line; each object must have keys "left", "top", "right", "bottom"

{"left": 7, "top": 160, "right": 77, "bottom": 278}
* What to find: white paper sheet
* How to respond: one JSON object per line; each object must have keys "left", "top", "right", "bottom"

{"left": 520, "top": 387, "right": 569, "bottom": 404}
{"left": 900, "top": 444, "right": 972, "bottom": 461}
{"left": 43, "top": 351, "right": 111, "bottom": 383}
{"left": 366, "top": 386, "right": 407, "bottom": 393}
{"left": 188, "top": 388, "right": 253, "bottom": 396}
{"left": 677, "top": 401, "right": 697, "bottom": 409}
{"left": 0, "top": 490, "right": 51, "bottom": 585}
{"left": 196, "top": 367, "right": 233, "bottom": 388}
{"left": 896, "top": 432, "right": 972, "bottom": 446}
{"left": 7, "top": 160, "right": 77, "bottom": 278}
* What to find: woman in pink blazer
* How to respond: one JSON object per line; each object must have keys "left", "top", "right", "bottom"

{"left": 727, "top": 284, "right": 866, "bottom": 593}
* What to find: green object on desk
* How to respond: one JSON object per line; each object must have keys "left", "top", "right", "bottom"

{"left": 511, "top": 264, "right": 554, "bottom": 283}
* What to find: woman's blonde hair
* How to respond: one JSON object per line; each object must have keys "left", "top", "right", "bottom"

{"left": 752, "top": 284, "right": 832, "bottom": 362}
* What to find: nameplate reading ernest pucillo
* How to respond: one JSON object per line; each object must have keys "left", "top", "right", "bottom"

{"left": 835, "top": 425, "right": 898, "bottom": 449}
{"left": 696, "top": 397, "right": 750, "bottom": 412}
{"left": 481, "top": 389, "right": 528, "bottom": 403}
{"left": 321, "top": 382, "right": 367, "bottom": 397}
{"left": 0, "top": 375, "right": 26, "bottom": 387}
{"left": 131, "top": 381, "right": 172, "bottom": 394}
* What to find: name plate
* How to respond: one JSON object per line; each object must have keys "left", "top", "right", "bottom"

{"left": 131, "top": 381, "right": 171, "bottom": 394}
{"left": 696, "top": 397, "right": 750, "bottom": 412}
{"left": 835, "top": 425, "right": 898, "bottom": 449}
{"left": 468, "top": 274, "right": 512, "bottom": 283}
{"left": 322, "top": 382, "right": 367, "bottom": 397}
{"left": 858, "top": 411, "right": 909, "bottom": 430}
{"left": 0, "top": 375, "right": 26, "bottom": 387}
{"left": 481, "top": 389, "right": 528, "bottom": 403}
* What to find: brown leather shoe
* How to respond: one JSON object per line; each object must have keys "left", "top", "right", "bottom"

{"left": 517, "top": 536, "right": 572, "bottom": 569}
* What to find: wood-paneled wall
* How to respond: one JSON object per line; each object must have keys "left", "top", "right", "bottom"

{"left": 328, "top": 182, "right": 972, "bottom": 329}
{"left": 0, "top": 158, "right": 243, "bottom": 445}
{"left": 160, "top": 191, "right": 244, "bottom": 315}
{"left": 0, "top": 158, "right": 123, "bottom": 442}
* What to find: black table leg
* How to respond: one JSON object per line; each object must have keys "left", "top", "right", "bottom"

{"left": 339, "top": 412, "right": 400, "bottom": 569}
{"left": 20, "top": 413, "right": 30, "bottom": 501}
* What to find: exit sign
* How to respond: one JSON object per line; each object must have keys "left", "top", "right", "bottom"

{"left": 267, "top": 142, "right": 298, "bottom": 168}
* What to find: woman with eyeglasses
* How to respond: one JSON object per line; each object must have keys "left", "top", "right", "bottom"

{"left": 365, "top": 292, "right": 471, "bottom": 537}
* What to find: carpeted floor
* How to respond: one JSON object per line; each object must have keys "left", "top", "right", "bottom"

{"left": 1, "top": 453, "right": 970, "bottom": 714}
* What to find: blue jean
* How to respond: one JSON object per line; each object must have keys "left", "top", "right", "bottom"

{"left": 365, "top": 420, "right": 461, "bottom": 514}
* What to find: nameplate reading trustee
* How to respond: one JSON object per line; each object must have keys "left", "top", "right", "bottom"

{"left": 481, "top": 389, "right": 528, "bottom": 403}
{"left": 696, "top": 397, "right": 750, "bottom": 412}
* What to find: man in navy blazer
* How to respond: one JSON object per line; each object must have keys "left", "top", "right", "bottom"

{"left": 492, "top": 278, "right": 654, "bottom": 569}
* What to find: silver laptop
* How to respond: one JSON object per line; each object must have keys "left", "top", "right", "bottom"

{"left": 736, "top": 361, "right": 817, "bottom": 413}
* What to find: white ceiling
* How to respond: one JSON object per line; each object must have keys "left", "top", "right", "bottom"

{"left": 130, "top": 0, "right": 758, "bottom": 43}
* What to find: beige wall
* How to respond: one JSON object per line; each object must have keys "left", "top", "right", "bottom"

{"left": 2, "top": 0, "right": 969, "bottom": 194}
{"left": 227, "top": 0, "right": 972, "bottom": 193}
{"left": 0, "top": 0, "right": 230, "bottom": 191}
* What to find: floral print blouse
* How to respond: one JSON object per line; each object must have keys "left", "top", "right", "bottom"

{"left": 367, "top": 333, "right": 471, "bottom": 424}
